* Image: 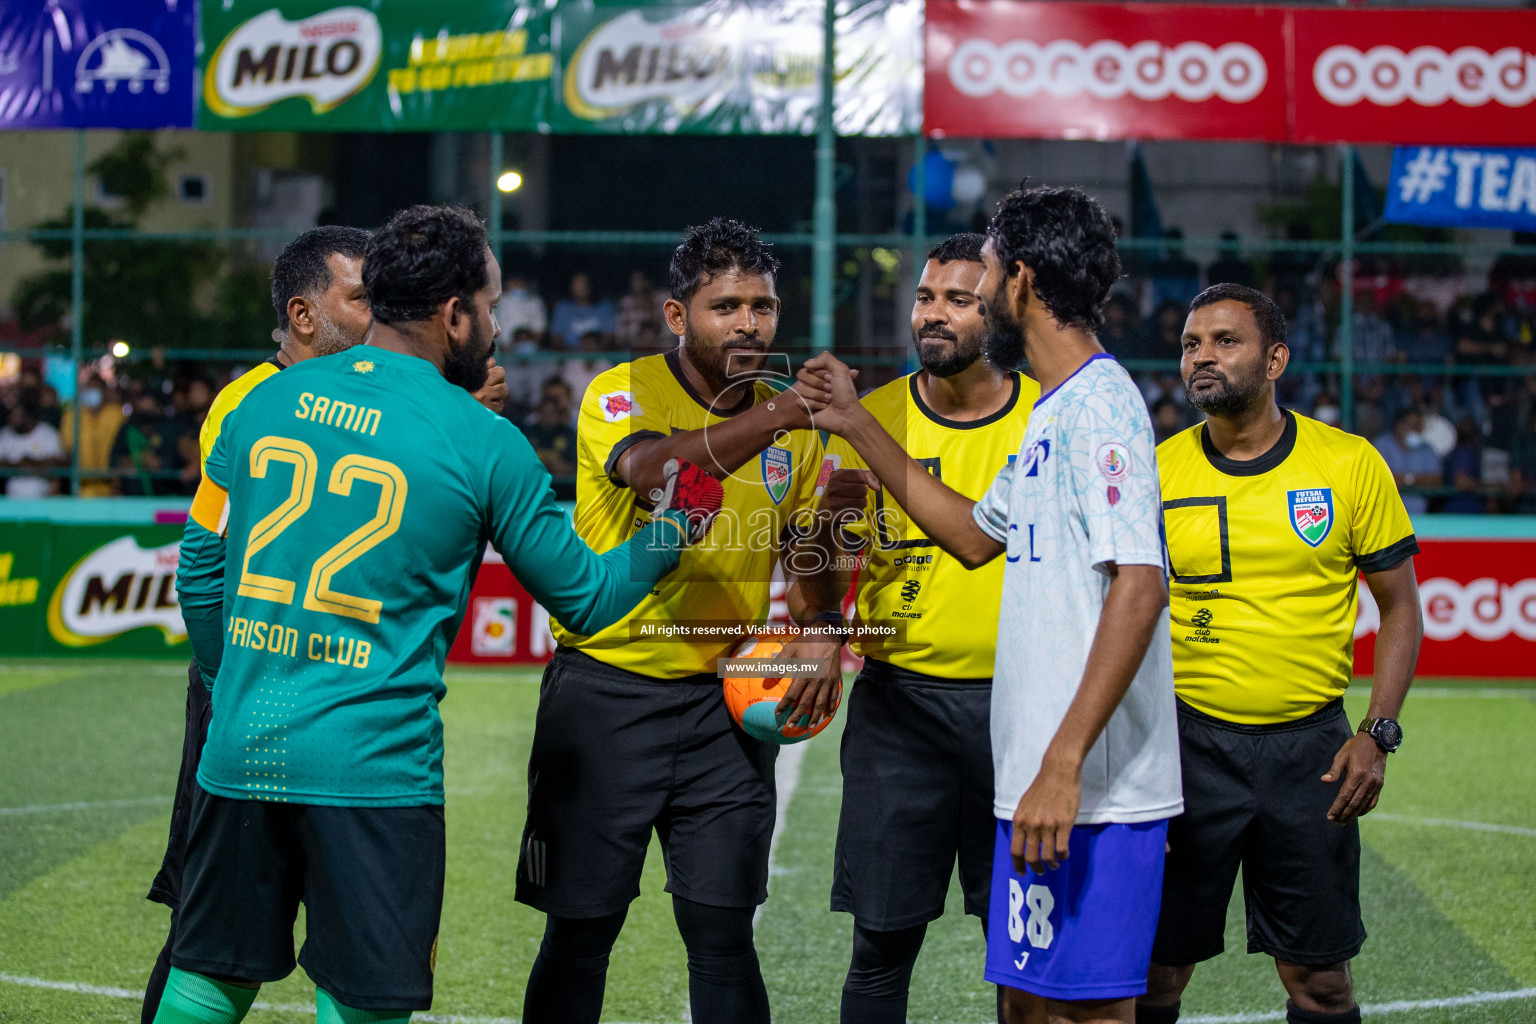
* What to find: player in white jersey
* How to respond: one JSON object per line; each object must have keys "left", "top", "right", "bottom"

{"left": 799, "top": 185, "right": 1180, "bottom": 1024}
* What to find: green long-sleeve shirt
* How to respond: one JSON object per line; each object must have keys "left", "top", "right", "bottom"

{"left": 176, "top": 347, "right": 683, "bottom": 806}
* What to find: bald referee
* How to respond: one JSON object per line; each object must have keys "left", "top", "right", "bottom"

{"left": 1140, "top": 284, "right": 1424, "bottom": 1024}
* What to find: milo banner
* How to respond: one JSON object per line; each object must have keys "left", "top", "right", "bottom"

{"left": 553, "top": 0, "right": 922, "bottom": 136}
{"left": 198, "top": 1, "right": 552, "bottom": 131}
{"left": 0, "top": 522, "right": 188, "bottom": 657}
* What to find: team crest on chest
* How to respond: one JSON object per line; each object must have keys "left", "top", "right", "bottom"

{"left": 762, "top": 445, "right": 792, "bottom": 505}
{"left": 1288, "top": 488, "right": 1334, "bottom": 547}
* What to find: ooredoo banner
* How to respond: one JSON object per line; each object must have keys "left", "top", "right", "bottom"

{"left": 1292, "top": 9, "right": 1536, "bottom": 146}
{"left": 1355, "top": 539, "right": 1536, "bottom": 679}
{"left": 926, "top": 2, "right": 1536, "bottom": 146}
{"left": 925, "top": 1, "right": 1287, "bottom": 142}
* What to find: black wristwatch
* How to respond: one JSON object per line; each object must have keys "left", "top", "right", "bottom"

{"left": 1358, "top": 717, "right": 1403, "bottom": 753}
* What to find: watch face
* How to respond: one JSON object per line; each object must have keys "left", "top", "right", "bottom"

{"left": 1377, "top": 720, "right": 1403, "bottom": 750}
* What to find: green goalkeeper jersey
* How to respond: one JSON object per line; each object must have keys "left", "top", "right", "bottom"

{"left": 185, "top": 346, "right": 683, "bottom": 807}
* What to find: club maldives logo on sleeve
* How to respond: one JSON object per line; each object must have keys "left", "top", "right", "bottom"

{"left": 598, "top": 390, "right": 638, "bottom": 422}
{"left": 813, "top": 452, "right": 842, "bottom": 497}
{"left": 1288, "top": 488, "right": 1334, "bottom": 547}
{"left": 762, "top": 445, "right": 792, "bottom": 505}
{"left": 205, "top": 6, "right": 382, "bottom": 118}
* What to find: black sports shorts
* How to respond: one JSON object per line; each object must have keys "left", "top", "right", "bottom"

{"left": 147, "top": 661, "right": 212, "bottom": 910}
{"left": 831, "top": 658, "right": 994, "bottom": 931}
{"left": 514, "top": 647, "right": 777, "bottom": 918}
{"left": 1152, "top": 698, "right": 1366, "bottom": 967}
{"left": 171, "top": 786, "right": 445, "bottom": 1011}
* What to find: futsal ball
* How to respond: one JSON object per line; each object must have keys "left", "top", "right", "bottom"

{"left": 723, "top": 634, "right": 841, "bottom": 745}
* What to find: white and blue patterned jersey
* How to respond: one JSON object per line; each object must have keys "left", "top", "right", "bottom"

{"left": 974, "top": 354, "right": 1182, "bottom": 824}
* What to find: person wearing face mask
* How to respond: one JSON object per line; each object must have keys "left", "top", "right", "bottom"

{"left": 1372, "top": 408, "right": 1443, "bottom": 515}
{"left": 59, "top": 372, "right": 127, "bottom": 497}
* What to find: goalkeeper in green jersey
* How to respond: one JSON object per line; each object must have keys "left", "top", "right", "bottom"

{"left": 158, "top": 205, "right": 722, "bottom": 1024}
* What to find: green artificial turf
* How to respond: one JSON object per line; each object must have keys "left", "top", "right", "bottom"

{"left": 1, "top": 664, "right": 1532, "bottom": 1023}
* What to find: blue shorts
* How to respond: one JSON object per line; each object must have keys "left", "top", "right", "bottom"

{"left": 984, "top": 817, "right": 1169, "bottom": 1001}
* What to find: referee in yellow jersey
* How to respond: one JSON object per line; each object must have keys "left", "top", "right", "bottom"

{"left": 800, "top": 233, "right": 1035, "bottom": 1023}
{"left": 1140, "top": 284, "right": 1424, "bottom": 1024}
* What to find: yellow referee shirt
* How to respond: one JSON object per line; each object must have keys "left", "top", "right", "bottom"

{"left": 551, "top": 350, "right": 823, "bottom": 679}
{"left": 824, "top": 371, "right": 1036, "bottom": 679}
{"left": 198, "top": 358, "right": 283, "bottom": 470}
{"left": 1158, "top": 410, "right": 1417, "bottom": 724}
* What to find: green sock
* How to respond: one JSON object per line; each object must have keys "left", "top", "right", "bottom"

{"left": 315, "top": 987, "right": 412, "bottom": 1024}
{"left": 151, "top": 967, "right": 258, "bottom": 1024}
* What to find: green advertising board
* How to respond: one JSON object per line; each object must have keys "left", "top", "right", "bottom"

{"left": 553, "top": 0, "right": 921, "bottom": 136}
{"left": 198, "top": 1, "right": 552, "bottom": 131}
{"left": 0, "top": 521, "right": 188, "bottom": 657}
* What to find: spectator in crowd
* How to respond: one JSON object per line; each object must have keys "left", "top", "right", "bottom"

{"left": 1268, "top": 223, "right": 1318, "bottom": 297}
{"left": 1441, "top": 416, "right": 1486, "bottom": 514}
{"left": 549, "top": 272, "right": 616, "bottom": 349}
{"left": 1506, "top": 393, "right": 1536, "bottom": 513}
{"left": 1151, "top": 396, "right": 1186, "bottom": 445}
{"left": 1452, "top": 293, "right": 1509, "bottom": 427}
{"left": 496, "top": 272, "right": 548, "bottom": 349}
{"left": 1149, "top": 228, "right": 1202, "bottom": 310}
{"left": 536, "top": 375, "right": 576, "bottom": 427}
{"left": 169, "top": 376, "right": 215, "bottom": 494}
{"left": 111, "top": 391, "right": 176, "bottom": 496}
{"left": 632, "top": 320, "right": 672, "bottom": 356}
{"left": 560, "top": 329, "right": 616, "bottom": 406}
{"left": 1099, "top": 293, "right": 1145, "bottom": 360}
{"left": 0, "top": 394, "right": 65, "bottom": 497}
{"left": 502, "top": 326, "right": 546, "bottom": 418}
{"left": 1311, "top": 393, "right": 1343, "bottom": 428}
{"left": 1397, "top": 300, "right": 1453, "bottom": 365}
{"left": 1146, "top": 299, "right": 1187, "bottom": 360}
{"left": 524, "top": 394, "right": 579, "bottom": 480}
{"left": 1346, "top": 290, "right": 1398, "bottom": 367}
{"left": 1489, "top": 231, "right": 1536, "bottom": 314}
{"left": 126, "top": 345, "right": 177, "bottom": 405}
{"left": 617, "top": 270, "right": 668, "bottom": 346}
{"left": 1205, "top": 230, "right": 1256, "bottom": 289}
{"left": 1374, "top": 407, "right": 1442, "bottom": 515}
{"left": 59, "top": 372, "right": 126, "bottom": 497}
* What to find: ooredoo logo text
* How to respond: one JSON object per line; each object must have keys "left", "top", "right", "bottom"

{"left": 947, "top": 38, "right": 1267, "bottom": 103}
{"left": 1356, "top": 576, "right": 1536, "bottom": 642}
{"left": 1313, "top": 45, "right": 1536, "bottom": 108}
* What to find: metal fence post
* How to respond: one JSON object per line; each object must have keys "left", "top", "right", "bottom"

{"left": 811, "top": 0, "right": 836, "bottom": 352}
{"left": 69, "top": 130, "right": 84, "bottom": 496}
{"left": 488, "top": 132, "right": 504, "bottom": 261}
{"left": 1339, "top": 143, "right": 1356, "bottom": 433}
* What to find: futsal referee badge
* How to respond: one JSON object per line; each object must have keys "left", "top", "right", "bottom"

{"left": 1288, "top": 488, "right": 1334, "bottom": 547}
{"left": 762, "top": 446, "right": 792, "bottom": 505}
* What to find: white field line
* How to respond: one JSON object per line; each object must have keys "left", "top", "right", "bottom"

{"left": 1184, "top": 986, "right": 1536, "bottom": 1023}
{"left": 0, "top": 796, "right": 169, "bottom": 816}
{"left": 1368, "top": 813, "right": 1536, "bottom": 838}
{"left": 4, "top": 972, "right": 1534, "bottom": 1024}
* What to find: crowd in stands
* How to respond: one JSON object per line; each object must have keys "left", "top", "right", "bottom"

{"left": 4, "top": 245, "right": 1536, "bottom": 513}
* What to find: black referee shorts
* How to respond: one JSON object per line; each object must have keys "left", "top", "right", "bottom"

{"left": 515, "top": 647, "right": 778, "bottom": 918}
{"left": 831, "top": 658, "right": 994, "bottom": 931}
{"left": 1153, "top": 698, "right": 1366, "bottom": 968}
{"left": 171, "top": 786, "right": 445, "bottom": 1011}
{"left": 147, "top": 661, "right": 212, "bottom": 910}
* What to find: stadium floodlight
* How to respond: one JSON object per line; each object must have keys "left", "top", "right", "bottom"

{"left": 111, "top": 341, "right": 130, "bottom": 358}
{"left": 497, "top": 170, "right": 523, "bottom": 193}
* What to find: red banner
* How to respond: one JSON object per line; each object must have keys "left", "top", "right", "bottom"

{"left": 1354, "top": 539, "right": 1536, "bottom": 679}
{"left": 1293, "top": 9, "right": 1536, "bottom": 146}
{"left": 925, "top": 2, "right": 1536, "bottom": 146}
{"left": 925, "top": 1, "right": 1288, "bottom": 141}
